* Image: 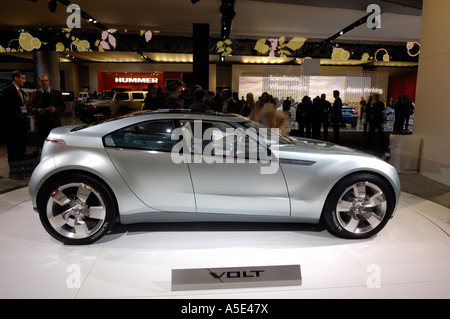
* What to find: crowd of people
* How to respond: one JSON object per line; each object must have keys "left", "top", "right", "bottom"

{"left": 141, "top": 84, "right": 416, "bottom": 146}
{"left": 293, "top": 91, "right": 342, "bottom": 142}
{"left": 390, "top": 95, "right": 415, "bottom": 133}
{"left": 142, "top": 84, "right": 291, "bottom": 134}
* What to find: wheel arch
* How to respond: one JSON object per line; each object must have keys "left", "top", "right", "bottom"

{"left": 319, "top": 170, "right": 398, "bottom": 221}
{"left": 36, "top": 169, "right": 121, "bottom": 222}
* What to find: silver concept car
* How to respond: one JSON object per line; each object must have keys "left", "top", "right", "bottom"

{"left": 29, "top": 110, "right": 401, "bottom": 245}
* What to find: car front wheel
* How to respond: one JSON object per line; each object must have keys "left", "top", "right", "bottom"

{"left": 323, "top": 174, "right": 395, "bottom": 239}
{"left": 37, "top": 173, "right": 117, "bottom": 245}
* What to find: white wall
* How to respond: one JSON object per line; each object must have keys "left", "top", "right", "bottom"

{"left": 414, "top": 0, "right": 450, "bottom": 185}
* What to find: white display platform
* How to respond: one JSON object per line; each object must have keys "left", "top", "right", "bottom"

{"left": 0, "top": 187, "right": 449, "bottom": 299}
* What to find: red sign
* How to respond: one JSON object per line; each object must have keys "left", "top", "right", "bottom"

{"left": 98, "top": 71, "right": 164, "bottom": 92}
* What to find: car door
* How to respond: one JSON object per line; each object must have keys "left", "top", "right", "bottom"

{"left": 113, "top": 92, "right": 132, "bottom": 116}
{"left": 104, "top": 119, "right": 196, "bottom": 212}
{"left": 180, "top": 119, "right": 290, "bottom": 217}
{"left": 130, "top": 92, "right": 146, "bottom": 111}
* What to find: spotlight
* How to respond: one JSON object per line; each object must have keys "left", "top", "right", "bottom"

{"left": 48, "top": 0, "right": 57, "bottom": 13}
{"left": 191, "top": 0, "right": 201, "bottom": 4}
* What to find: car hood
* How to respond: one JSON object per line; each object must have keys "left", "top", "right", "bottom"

{"left": 277, "top": 136, "right": 373, "bottom": 158}
{"left": 81, "top": 99, "right": 112, "bottom": 106}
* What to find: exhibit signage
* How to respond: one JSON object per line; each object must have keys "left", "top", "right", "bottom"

{"left": 114, "top": 77, "right": 159, "bottom": 84}
{"left": 239, "top": 74, "right": 388, "bottom": 103}
{"left": 172, "top": 264, "right": 301, "bottom": 291}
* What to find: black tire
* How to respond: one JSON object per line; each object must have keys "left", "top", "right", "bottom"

{"left": 323, "top": 173, "right": 395, "bottom": 239}
{"left": 37, "top": 173, "right": 117, "bottom": 245}
{"left": 79, "top": 112, "right": 95, "bottom": 124}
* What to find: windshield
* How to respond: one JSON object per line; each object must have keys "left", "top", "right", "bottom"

{"left": 98, "top": 91, "right": 114, "bottom": 100}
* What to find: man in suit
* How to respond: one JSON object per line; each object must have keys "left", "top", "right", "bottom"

{"left": 331, "top": 90, "right": 343, "bottom": 143}
{"left": 220, "top": 89, "right": 241, "bottom": 114}
{"left": 31, "top": 74, "right": 66, "bottom": 150}
{"left": 1, "top": 70, "right": 29, "bottom": 176}
{"left": 143, "top": 83, "right": 161, "bottom": 110}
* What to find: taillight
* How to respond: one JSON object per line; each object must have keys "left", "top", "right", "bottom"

{"left": 351, "top": 109, "right": 358, "bottom": 114}
{"left": 45, "top": 138, "right": 66, "bottom": 146}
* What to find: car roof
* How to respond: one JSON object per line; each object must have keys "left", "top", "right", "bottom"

{"left": 116, "top": 109, "right": 246, "bottom": 119}
{"left": 72, "top": 110, "right": 249, "bottom": 134}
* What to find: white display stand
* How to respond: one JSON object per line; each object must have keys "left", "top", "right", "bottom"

{"left": 389, "top": 134, "right": 422, "bottom": 173}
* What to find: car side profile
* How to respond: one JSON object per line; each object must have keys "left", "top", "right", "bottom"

{"left": 29, "top": 110, "right": 401, "bottom": 245}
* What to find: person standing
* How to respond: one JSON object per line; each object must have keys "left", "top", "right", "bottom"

{"left": 403, "top": 95, "right": 414, "bottom": 132}
{"left": 311, "top": 96, "right": 322, "bottom": 140}
{"left": 31, "top": 74, "right": 66, "bottom": 150}
{"left": 143, "top": 83, "right": 161, "bottom": 110}
{"left": 220, "top": 89, "right": 240, "bottom": 114}
{"left": 183, "top": 85, "right": 202, "bottom": 109}
{"left": 331, "top": 90, "right": 343, "bottom": 143}
{"left": 359, "top": 96, "right": 367, "bottom": 121}
{"left": 296, "top": 96, "right": 312, "bottom": 138}
{"left": 1, "top": 70, "right": 29, "bottom": 178}
{"left": 364, "top": 95, "right": 373, "bottom": 135}
{"left": 282, "top": 97, "right": 292, "bottom": 113}
{"left": 241, "top": 92, "right": 256, "bottom": 117}
{"left": 161, "top": 85, "right": 182, "bottom": 109}
{"left": 189, "top": 89, "right": 210, "bottom": 112}
{"left": 319, "top": 94, "right": 331, "bottom": 141}
{"left": 368, "top": 94, "right": 385, "bottom": 149}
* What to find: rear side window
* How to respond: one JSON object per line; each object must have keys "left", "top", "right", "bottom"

{"left": 132, "top": 92, "right": 145, "bottom": 100}
{"left": 115, "top": 93, "right": 130, "bottom": 101}
{"left": 103, "top": 120, "right": 177, "bottom": 152}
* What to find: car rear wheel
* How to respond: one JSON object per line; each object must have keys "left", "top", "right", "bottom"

{"left": 323, "top": 174, "right": 395, "bottom": 239}
{"left": 37, "top": 173, "right": 117, "bottom": 245}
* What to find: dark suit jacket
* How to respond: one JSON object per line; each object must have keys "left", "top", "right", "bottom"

{"left": 31, "top": 89, "right": 66, "bottom": 127}
{"left": 222, "top": 98, "right": 241, "bottom": 114}
{"left": 1, "top": 84, "right": 26, "bottom": 132}
{"left": 332, "top": 97, "right": 343, "bottom": 123}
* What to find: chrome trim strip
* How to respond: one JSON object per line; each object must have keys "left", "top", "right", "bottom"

{"left": 279, "top": 158, "right": 316, "bottom": 166}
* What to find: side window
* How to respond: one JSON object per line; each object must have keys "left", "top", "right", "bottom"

{"left": 115, "top": 93, "right": 130, "bottom": 101}
{"left": 132, "top": 92, "right": 145, "bottom": 100}
{"left": 103, "top": 120, "right": 177, "bottom": 152}
{"left": 179, "top": 120, "right": 249, "bottom": 157}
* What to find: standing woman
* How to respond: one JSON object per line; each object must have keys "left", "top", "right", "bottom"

{"left": 241, "top": 92, "right": 256, "bottom": 117}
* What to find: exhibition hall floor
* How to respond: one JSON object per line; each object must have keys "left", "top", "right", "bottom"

{"left": 0, "top": 187, "right": 449, "bottom": 299}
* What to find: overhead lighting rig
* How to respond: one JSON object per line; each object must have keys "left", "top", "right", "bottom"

{"left": 220, "top": 0, "right": 235, "bottom": 40}
{"left": 290, "top": 11, "right": 380, "bottom": 64}
{"left": 218, "top": 0, "right": 235, "bottom": 63}
{"left": 48, "top": 0, "right": 57, "bottom": 12}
